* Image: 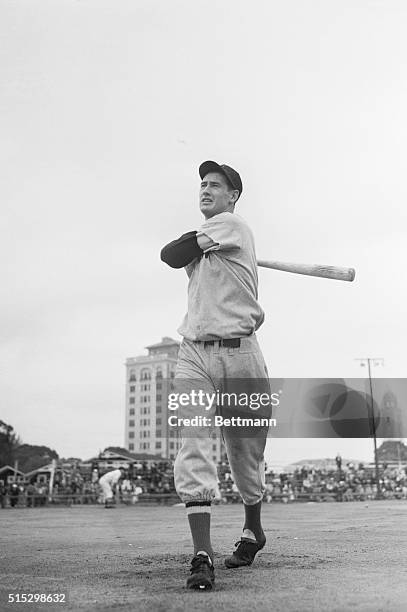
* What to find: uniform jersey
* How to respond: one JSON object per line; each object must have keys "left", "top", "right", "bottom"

{"left": 177, "top": 211, "right": 264, "bottom": 340}
{"left": 99, "top": 469, "right": 122, "bottom": 487}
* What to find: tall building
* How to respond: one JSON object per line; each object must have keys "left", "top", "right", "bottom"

{"left": 125, "top": 337, "right": 180, "bottom": 460}
{"left": 125, "top": 337, "right": 223, "bottom": 462}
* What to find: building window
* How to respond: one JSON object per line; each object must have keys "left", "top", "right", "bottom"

{"left": 156, "top": 430, "right": 162, "bottom": 437}
{"left": 141, "top": 369, "right": 151, "bottom": 380}
{"left": 156, "top": 441, "right": 162, "bottom": 448}
{"left": 156, "top": 418, "right": 161, "bottom": 425}
{"left": 129, "top": 397, "right": 135, "bottom": 404}
{"left": 156, "top": 394, "right": 162, "bottom": 401}
{"left": 130, "top": 385, "right": 135, "bottom": 392}
{"left": 129, "top": 408, "right": 135, "bottom": 416}
{"left": 129, "top": 420, "right": 135, "bottom": 427}
{"left": 156, "top": 406, "right": 162, "bottom": 413}
{"left": 129, "top": 370, "right": 136, "bottom": 382}
{"left": 129, "top": 432, "right": 135, "bottom": 439}
{"left": 156, "top": 369, "right": 163, "bottom": 379}
{"left": 129, "top": 443, "right": 134, "bottom": 451}
{"left": 156, "top": 383, "right": 162, "bottom": 390}
{"left": 170, "top": 442, "right": 174, "bottom": 449}
{"left": 213, "top": 444, "right": 217, "bottom": 451}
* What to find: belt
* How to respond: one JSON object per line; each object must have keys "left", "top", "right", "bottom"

{"left": 200, "top": 338, "right": 241, "bottom": 348}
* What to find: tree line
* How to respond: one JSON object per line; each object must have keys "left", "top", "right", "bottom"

{"left": 0, "top": 420, "right": 58, "bottom": 473}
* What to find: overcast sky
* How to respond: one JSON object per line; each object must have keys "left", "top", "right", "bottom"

{"left": 1, "top": 0, "right": 406, "bottom": 466}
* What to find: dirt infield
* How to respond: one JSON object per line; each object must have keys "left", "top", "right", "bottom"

{"left": 1, "top": 501, "right": 407, "bottom": 611}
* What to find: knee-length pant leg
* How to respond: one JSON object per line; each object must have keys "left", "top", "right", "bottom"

{"left": 173, "top": 341, "right": 220, "bottom": 503}
{"left": 100, "top": 482, "right": 113, "bottom": 502}
{"left": 222, "top": 432, "right": 267, "bottom": 505}
{"left": 215, "top": 338, "right": 271, "bottom": 505}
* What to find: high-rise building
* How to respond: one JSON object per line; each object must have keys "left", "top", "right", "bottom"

{"left": 125, "top": 337, "right": 223, "bottom": 462}
{"left": 125, "top": 337, "right": 179, "bottom": 459}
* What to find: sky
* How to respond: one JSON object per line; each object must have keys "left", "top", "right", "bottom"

{"left": 1, "top": 0, "right": 406, "bottom": 466}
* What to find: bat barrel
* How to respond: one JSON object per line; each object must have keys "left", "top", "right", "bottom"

{"left": 257, "top": 260, "right": 356, "bottom": 282}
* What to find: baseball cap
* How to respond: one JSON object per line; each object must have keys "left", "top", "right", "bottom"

{"left": 199, "top": 160, "right": 243, "bottom": 200}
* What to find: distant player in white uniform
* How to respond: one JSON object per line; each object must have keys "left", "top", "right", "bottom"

{"left": 99, "top": 467, "right": 126, "bottom": 508}
{"left": 161, "top": 161, "right": 271, "bottom": 590}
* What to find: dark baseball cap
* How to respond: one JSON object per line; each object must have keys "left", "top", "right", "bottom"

{"left": 199, "top": 160, "right": 243, "bottom": 200}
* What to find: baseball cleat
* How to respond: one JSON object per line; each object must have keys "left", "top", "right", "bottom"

{"left": 186, "top": 553, "right": 215, "bottom": 590}
{"left": 224, "top": 538, "right": 265, "bottom": 568}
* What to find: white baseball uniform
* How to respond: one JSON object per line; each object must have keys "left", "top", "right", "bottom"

{"left": 99, "top": 469, "right": 122, "bottom": 502}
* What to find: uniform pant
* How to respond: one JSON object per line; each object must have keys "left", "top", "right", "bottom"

{"left": 173, "top": 335, "right": 271, "bottom": 505}
{"left": 100, "top": 481, "right": 114, "bottom": 502}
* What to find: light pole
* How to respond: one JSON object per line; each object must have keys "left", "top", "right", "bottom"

{"left": 356, "top": 358, "right": 384, "bottom": 499}
{"left": 335, "top": 453, "right": 342, "bottom": 480}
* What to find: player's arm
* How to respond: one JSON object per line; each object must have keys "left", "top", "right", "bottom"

{"left": 160, "top": 231, "right": 204, "bottom": 269}
{"left": 197, "top": 214, "right": 242, "bottom": 253}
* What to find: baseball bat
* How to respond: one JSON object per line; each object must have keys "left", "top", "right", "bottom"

{"left": 257, "top": 259, "right": 355, "bottom": 282}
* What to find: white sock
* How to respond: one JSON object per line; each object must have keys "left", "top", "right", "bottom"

{"left": 242, "top": 528, "right": 256, "bottom": 541}
{"left": 196, "top": 550, "right": 213, "bottom": 565}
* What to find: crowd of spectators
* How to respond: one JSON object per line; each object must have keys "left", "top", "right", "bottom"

{"left": 131, "top": 460, "right": 174, "bottom": 495}
{"left": 218, "top": 462, "right": 407, "bottom": 503}
{"left": 0, "top": 481, "right": 49, "bottom": 508}
{"left": 0, "top": 460, "right": 176, "bottom": 508}
{"left": 2, "top": 460, "right": 407, "bottom": 508}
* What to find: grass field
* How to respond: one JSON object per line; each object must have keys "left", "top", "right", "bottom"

{"left": 1, "top": 501, "right": 407, "bottom": 611}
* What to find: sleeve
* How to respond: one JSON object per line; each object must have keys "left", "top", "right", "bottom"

{"left": 160, "top": 231, "right": 203, "bottom": 269}
{"left": 197, "top": 213, "right": 242, "bottom": 253}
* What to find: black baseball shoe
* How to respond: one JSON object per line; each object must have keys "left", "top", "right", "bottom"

{"left": 186, "top": 553, "right": 215, "bottom": 590}
{"left": 224, "top": 538, "right": 266, "bottom": 568}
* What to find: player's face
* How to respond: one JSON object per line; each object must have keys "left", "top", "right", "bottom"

{"left": 199, "top": 172, "right": 238, "bottom": 219}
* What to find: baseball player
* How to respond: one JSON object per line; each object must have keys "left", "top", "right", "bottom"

{"left": 161, "top": 161, "right": 271, "bottom": 590}
{"left": 98, "top": 467, "right": 126, "bottom": 508}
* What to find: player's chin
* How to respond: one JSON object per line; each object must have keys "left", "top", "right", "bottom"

{"left": 200, "top": 202, "right": 215, "bottom": 216}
